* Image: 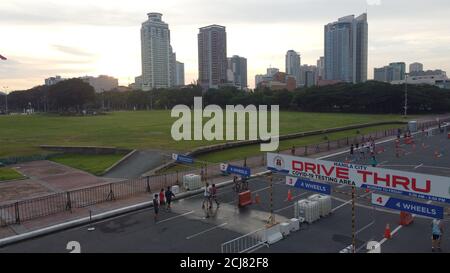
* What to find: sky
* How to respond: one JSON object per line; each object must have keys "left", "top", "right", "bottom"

{"left": 1, "top": 0, "right": 450, "bottom": 91}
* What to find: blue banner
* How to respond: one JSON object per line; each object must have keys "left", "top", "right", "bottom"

{"left": 173, "top": 154, "right": 194, "bottom": 164}
{"left": 286, "top": 177, "right": 331, "bottom": 195}
{"left": 221, "top": 163, "right": 251, "bottom": 177}
{"left": 372, "top": 193, "right": 444, "bottom": 219}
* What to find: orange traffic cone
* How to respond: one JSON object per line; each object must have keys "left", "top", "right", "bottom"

{"left": 435, "top": 151, "right": 441, "bottom": 159}
{"left": 254, "top": 193, "right": 260, "bottom": 204}
{"left": 287, "top": 189, "right": 293, "bottom": 201}
{"left": 384, "top": 223, "right": 391, "bottom": 239}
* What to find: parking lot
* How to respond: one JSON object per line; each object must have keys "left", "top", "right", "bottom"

{"left": 0, "top": 126, "right": 449, "bottom": 253}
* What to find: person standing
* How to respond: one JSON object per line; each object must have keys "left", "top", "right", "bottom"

{"left": 165, "top": 186, "right": 175, "bottom": 211}
{"left": 159, "top": 189, "right": 165, "bottom": 207}
{"left": 349, "top": 144, "right": 354, "bottom": 161}
{"left": 432, "top": 219, "right": 444, "bottom": 252}
{"left": 152, "top": 194, "right": 159, "bottom": 222}
{"left": 202, "top": 183, "right": 211, "bottom": 209}
{"left": 210, "top": 184, "right": 220, "bottom": 208}
{"left": 355, "top": 143, "right": 360, "bottom": 161}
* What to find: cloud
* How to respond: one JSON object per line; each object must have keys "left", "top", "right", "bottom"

{"left": 52, "top": 45, "right": 96, "bottom": 57}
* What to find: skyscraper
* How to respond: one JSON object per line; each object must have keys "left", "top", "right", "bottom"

{"left": 198, "top": 25, "right": 227, "bottom": 90}
{"left": 389, "top": 62, "right": 406, "bottom": 80}
{"left": 227, "top": 55, "right": 247, "bottom": 90}
{"left": 285, "top": 50, "right": 301, "bottom": 87}
{"left": 176, "top": 61, "right": 185, "bottom": 86}
{"left": 409, "top": 62, "right": 424, "bottom": 73}
{"left": 324, "top": 13, "right": 368, "bottom": 83}
{"left": 316, "top": 57, "right": 325, "bottom": 80}
{"left": 140, "top": 13, "right": 173, "bottom": 90}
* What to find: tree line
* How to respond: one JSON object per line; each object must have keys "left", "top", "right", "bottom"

{"left": 3, "top": 79, "right": 450, "bottom": 114}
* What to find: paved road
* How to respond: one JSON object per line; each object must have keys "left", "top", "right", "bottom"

{"left": 103, "top": 150, "right": 167, "bottom": 179}
{"left": 1, "top": 127, "right": 449, "bottom": 253}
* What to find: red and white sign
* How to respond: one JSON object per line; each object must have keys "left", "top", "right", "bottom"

{"left": 267, "top": 153, "right": 450, "bottom": 204}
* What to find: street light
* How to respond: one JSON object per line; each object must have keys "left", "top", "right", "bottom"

{"left": 404, "top": 73, "right": 408, "bottom": 117}
{"left": 2, "top": 86, "right": 8, "bottom": 114}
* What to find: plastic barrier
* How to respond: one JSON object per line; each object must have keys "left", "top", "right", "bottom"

{"left": 289, "top": 218, "right": 300, "bottom": 232}
{"left": 399, "top": 211, "right": 413, "bottom": 226}
{"left": 296, "top": 199, "right": 320, "bottom": 224}
{"left": 182, "top": 174, "right": 202, "bottom": 191}
{"left": 171, "top": 185, "right": 180, "bottom": 195}
{"left": 279, "top": 222, "right": 290, "bottom": 237}
{"left": 238, "top": 190, "right": 252, "bottom": 207}
{"left": 308, "top": 194, "right": 332, "bottom": 217}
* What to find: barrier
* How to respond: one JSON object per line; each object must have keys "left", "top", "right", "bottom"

{"left": 238, "top": 191, "right": 252, "bottom": 207}
{"left": 399, "top": 211, "right": 413, "bottom": 226}
{"left": 221, "top": 228, "right": 267, "bottom": 253}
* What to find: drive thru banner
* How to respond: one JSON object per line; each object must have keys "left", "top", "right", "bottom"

{"left": 267, "top": 153, "right": 450, "bottom": 204}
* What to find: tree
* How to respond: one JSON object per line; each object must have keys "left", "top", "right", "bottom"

{"left": 48, "top": 78, "right": 96, "bottom": 112}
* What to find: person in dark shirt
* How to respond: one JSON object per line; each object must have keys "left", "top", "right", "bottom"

{"left": 165, "top": 186, "right": 176, "bottom": 211}
{"left": 153, "top": 194, "right": 159, "bottom": 222}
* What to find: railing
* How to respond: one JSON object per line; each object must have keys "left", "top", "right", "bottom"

{"left": 221, "top": 228, "right": 267, "bottom": 253}
{"left": 0, "top": 118, "right": 446, "bottom": 227}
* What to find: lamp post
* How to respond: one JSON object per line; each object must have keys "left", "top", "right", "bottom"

{"left": 404, "top": 73, "right": 408, "bottom": 117}
{"left": 2, "top": 86, "right": 8, "bottom": 114}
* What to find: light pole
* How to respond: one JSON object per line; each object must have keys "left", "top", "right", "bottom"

{"left": 2, "top": 86, "right": 8, "bottom": 114}
{"left": 404, "top": 73, "right": 408, "bottom": 117}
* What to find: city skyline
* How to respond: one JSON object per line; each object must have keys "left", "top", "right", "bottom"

{"left": 1, "top": 0, "right": 450, "bottom": 91}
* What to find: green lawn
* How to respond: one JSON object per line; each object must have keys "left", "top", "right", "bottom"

{"left": 50, "top": 153, "right": 126, "bottom": 176}
{"left": 196, "top": 124, "right": 403, "bottom": 163}
{"left": 0, "top": 167, "right": 25, "bottom": 182}
{"left": 0, "top": 111, "right": 416, "bottom": 158}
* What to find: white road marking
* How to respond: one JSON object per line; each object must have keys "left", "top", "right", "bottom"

{"left": 414, "top": 164, "right": 423, "bottom": 169}
{"left": 276, "top": 192, "right": 310, "bottom": 212}
{"left": 157, "top": 211, "right": 195, "bottom": 224}
{"left": 185, "top": 223, "right": 228, "bottom": 240}
{"left": 331, "top": 192, "right": 372, "bottom": 213}
{"left": 378, "top": 161, "right": 389, "bottom": 166}
{"left": 355, "top": 221, "right": 375, "bottom": 235}
{"left": 377, "top": 200, "right": 433, "bottom": 248}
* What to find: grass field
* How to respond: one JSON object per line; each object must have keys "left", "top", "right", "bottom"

{"left": 50, "top": 153, "right": 126, "bottom": 176}
{"left": 0, "top": 111, "right": 413, "bottom": 158}
{"left": 0, "top": 167, "right": 25, "bottom": 182}
{"left": 158, "top": 123, "right": 405, "bottom": 173}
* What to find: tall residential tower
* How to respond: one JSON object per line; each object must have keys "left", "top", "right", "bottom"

{"left": 285, "top": 50, "right": 301, "bottom": 87}
{"left": 198, "top": 25, "right": 227, "bottom": 90}
{"left": 324, "top": 13, "right": 368, "bottom": 83}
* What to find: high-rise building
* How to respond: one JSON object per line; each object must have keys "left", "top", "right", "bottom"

{"left": 374, "top": 62, "right": 405, "bottom": 83}
{"left": 198, "top": 25, "right": 227, "bottom": 90}
{"left": 45, "top": 75, "right": 65, "bottom": 86}
{"left": 409, "top": 62, "right": 424, "bottom": 73}
{"left": 317, "top": 57, "right": 325, "bottom": 80}
{"left": 299, "top": 65, "right": 318, "bottom": 87}
{"left": 80, "top": 75, "right": 119, "bottom": 93}
{"left": 389, "top": 62, "right": 405, "bottom": 80}
{"left": 140, "top": 13, "right": 174, "bottom": 90}
{"left": 285, "top": 50, "right": 301, "bottom": 87}
{"left": 324, "top": 13, "right": 368, "bottom": 83}
{"left": 175, "top": 61, "right": 185, "bottom": 86}
{"left": 227, "top": 55, "right": 247, "bottom": 89}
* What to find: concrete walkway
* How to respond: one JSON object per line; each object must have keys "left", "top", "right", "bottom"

{"left": 103, "top": 150, "right": 167, "bottom": 179}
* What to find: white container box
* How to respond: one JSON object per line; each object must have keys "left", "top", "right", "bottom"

{"left": 289, "top": 218, "right": 300, "bottom": 232}
{"left": 171, "top": 185, "right": 180, "bottom": 195}
{"left": 182, "top": 174, "right": 202, "bottom": 191}
{"left": 279, "top": 222, "right": 290, "bottom": 237}
{"left": 296, "top": 199, "right": 320, "bottom": 224}
{"left": 308, "top": 194, "right": 332, "bottom": 217}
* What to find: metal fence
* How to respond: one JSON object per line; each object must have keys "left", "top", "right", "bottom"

{"left": 0, "top": 119, "right": 446, "bottom": 227}
{"left": 221, "top": 228, "right": 267, "bottom": 253}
